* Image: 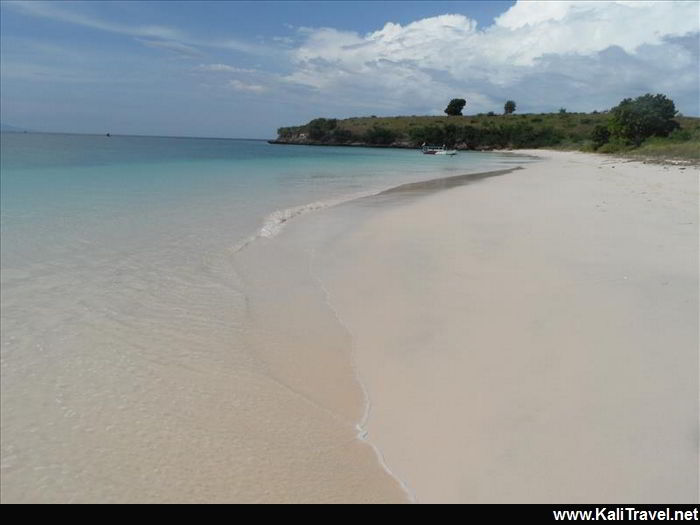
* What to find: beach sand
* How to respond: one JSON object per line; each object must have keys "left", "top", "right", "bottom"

{"left": 308, "top": 150, "right": 698, "bottom": 503}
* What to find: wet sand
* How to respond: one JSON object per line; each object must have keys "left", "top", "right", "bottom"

{"left": 312, "top": 150, "right": 699, "bottom": 502}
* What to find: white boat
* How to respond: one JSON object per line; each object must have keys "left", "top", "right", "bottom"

{"left": 421, "top": 143, "right": 457, "bottom": 156}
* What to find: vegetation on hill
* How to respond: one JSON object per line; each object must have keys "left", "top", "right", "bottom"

{"left": 588, "top": 94, "right": 699, "bottom": 160}
{"left": 275, "top": 94, "right": 699, "bottom": 161}
{"left": 593, "top": 94, "right": 680, "bottom": 150}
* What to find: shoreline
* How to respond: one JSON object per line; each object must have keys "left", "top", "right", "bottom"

{"left": 309, "top": 149, "right": 698, "bottom": 502}
{"left": 270, "top": 139, "right": 699, "bottom": 166}
{"left": 225, "top": 159, "right": 540, "bottom": 504}
{"left": 233, "top": 163, "right": 534, "bottom": 252}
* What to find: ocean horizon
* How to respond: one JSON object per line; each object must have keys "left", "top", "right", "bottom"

{"left": 0, "top": 128, "right": 271, "bottom": 141}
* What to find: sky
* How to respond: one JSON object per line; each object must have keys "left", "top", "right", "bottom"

{"left": 1, "top": 0, "right": 698, "bottom": 138}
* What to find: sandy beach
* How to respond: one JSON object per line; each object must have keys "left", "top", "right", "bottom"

{"left": 307, "top": 150, "right": 698, "bottom": 503}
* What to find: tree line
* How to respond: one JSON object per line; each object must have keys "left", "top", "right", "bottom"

{"left": 277, "top": 93, "right": 686, "bottom": 151}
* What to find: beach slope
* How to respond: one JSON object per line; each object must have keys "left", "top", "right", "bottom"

{"left": 315, "top": 150, "right": 698, "bottom": 503}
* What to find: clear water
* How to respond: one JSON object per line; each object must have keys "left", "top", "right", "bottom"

{"left": 0, "top": 132, "right": 531, "bottom": 502}
{"left": 1, "top": 133, "right": 527, "bottom": 263}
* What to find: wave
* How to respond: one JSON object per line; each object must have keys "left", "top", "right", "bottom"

{"left": 232, "top": 165, "right": 524, "bottom": 254}
{"left": 231, "top": 191, "right": 375, "bottom": 253}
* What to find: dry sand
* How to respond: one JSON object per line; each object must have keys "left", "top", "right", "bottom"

{"left": 314, "top": 150, "right": 698, "bottom": 503}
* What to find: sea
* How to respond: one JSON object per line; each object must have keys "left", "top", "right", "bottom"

{"left": 0, "top": 132, "right": 532, "bottom": 502}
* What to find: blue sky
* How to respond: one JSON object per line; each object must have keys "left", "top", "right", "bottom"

{"left": 1, "top": 1, "right": 698, "bottom": 138}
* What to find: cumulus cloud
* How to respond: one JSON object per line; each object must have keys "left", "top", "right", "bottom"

{"left": 282, "top": 1, "right": 700, "bottom": 114}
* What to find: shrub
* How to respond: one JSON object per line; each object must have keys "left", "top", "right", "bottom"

{"left": 409, "top": 125, "right": 445, "bottom": 145}
{"left": 668, "top": 128, "right": 692, "bottom": 141}
{"left": 597, "top": 137, "right": 633, "bottom": 153}
{"left": 591, "top": 125, "right": 611, "bottom": 149}
{"left": 277, "top": 127, "right": 295, "bottom": 139}
{"left": 363, "top": 126, "right": 397, "bottom": 145}
{"left": 443, "top": 123, "right": 458, "bottom": 146}
{"left": 307, "top": 118, "right": 337, "bottom": 140}
{"left": 332, "top": 128, "right": 355, "bottom": 142}
{"left": 608, "top": 93, "right": 679, "bottom": 146}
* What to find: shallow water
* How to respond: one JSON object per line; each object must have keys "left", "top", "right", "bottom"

{"left": 0, "top": 132, "right": 534, "bottom": 502}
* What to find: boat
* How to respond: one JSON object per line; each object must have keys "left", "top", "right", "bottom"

{"left": 421, "top": 143, "right": 457, "bottom": 156}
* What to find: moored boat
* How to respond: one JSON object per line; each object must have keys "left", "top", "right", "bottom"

{"left": 421, "top": 143, "right": 457, "bottom": 155}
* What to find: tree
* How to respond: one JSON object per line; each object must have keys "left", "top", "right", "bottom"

{"left": 504, "top": 100, "right": 516, "bottom": 114}
{"left": 363, "top": 126, "right": 397, "bottom": 145}
{"left": 444, "top": 98, "right": 466, "bottom": 116}
{"left": 608, "top": 93, "right": 679, "bottom": 146}
{"left": 307, "top": 118, "right": 337, "bottom": 140}
{"left": 591, "top": 124, "right": 611, "bottom": 149}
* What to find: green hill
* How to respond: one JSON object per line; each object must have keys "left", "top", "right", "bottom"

{"left": 273, "top": 111, "right": 700, "bottom": 161}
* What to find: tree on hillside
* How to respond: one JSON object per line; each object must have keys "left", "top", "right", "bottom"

{"left": 504, "top": 100, "right": 516, "bottom": 114}
{"left": 444, "top": 98, "right": 466, "bottom": 116}
{"left": 307, "top": 118, "right": 337, "bottom": 140}
{"left": 608, "top": 93, "right": 679, "bottom": 146}
{"left": 363, "top": 125, "right": 397, "bottom": 145}
{"left": 591, "top": 125, "right": 611, "bottom": 150}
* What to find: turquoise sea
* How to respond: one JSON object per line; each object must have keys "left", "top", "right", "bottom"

{"left": 0, "top": 132, "right": 531, "bottom": 502}
{"left": 1, "top": 132, "right": 527, "bottom": 259}
{"left": 1, "top": 133, "right": 529, "bottom": 314}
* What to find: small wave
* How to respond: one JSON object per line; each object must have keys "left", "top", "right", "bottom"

{"left": 231, "top": 191, "right": 376, "bottom": 253}
{"left": 232, "top": 164, "right": 525, "bottom": 254}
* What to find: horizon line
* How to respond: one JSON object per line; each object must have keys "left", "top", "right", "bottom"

{"left": 0, "top": 129, "right": 272, "bottom": 141}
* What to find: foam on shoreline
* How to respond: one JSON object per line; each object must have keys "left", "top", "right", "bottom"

{"left": 232, "top": 166, "right": 525, "bottom": 253}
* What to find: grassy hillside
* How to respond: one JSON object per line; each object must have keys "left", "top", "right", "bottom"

{"left": 275, "top": 112, "right": 700, "bottom": 161}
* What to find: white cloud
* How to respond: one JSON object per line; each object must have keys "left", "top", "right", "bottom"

{"left": 282, "top": 1, "right": 700, "bottom": 115}
{"left": 5, "top": 1, "right": 185, "bottom": 40}
{"left": 137, "top": 39, "right": 203, "bottom": 58}
{"left": 228, "top": 79, "right": 267, "bottom": 93}
{"left": 4, "top": 0, "right": 272, "bottom": 57}
{"left": 197, "top": 63, "right": 258, "bottom": 73}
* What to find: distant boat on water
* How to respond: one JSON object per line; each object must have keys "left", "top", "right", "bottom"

{"left": 421, "top": 143, "right": 457, "bottom": 156}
